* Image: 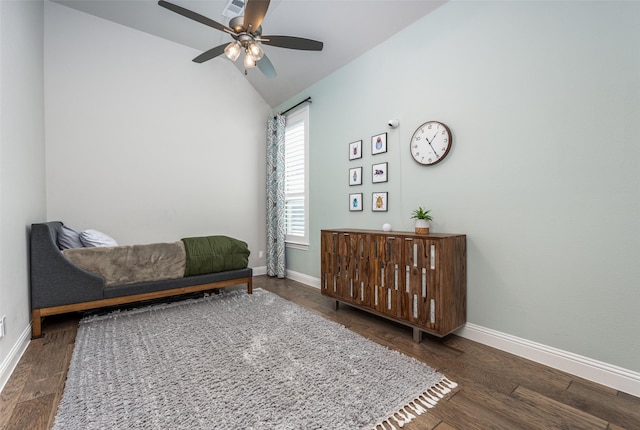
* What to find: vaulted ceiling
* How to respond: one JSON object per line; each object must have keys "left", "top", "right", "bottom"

{"left": 53, "top": 0, "right": 446, "bottom": 107}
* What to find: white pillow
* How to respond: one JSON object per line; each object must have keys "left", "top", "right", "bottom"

{"left": 80, "top": 229, "right": 118, "bottom": 247}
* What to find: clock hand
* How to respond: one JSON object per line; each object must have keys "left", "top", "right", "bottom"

{"left": 426, "top": 131, "right": 439, "bottom": 157}
{"left": 428, "top": 141, "right": 439, "bottom": 157}
{"left": 425, "top": 131, "right": 438, "bottom": 144}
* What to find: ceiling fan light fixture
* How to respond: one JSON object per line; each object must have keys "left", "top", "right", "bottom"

{"left": 247, "top": 40, "right": 264, "bottom": 61}
{"left": 244, "top": 49, "right": 257, "bottom": 68}
{"left": 159, "top": 0, "right": 324, "bottom": 79}
{"left": 224, "top": 41, "right": 242, "bottom": 61}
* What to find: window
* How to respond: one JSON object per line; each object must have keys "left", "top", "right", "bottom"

{"left": 284, "top": 106, "right": 309, "bottom": 248}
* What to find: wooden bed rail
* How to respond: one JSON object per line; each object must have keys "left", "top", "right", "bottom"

{"left": 31, "top": 276, "right": 252, "bottom": 338}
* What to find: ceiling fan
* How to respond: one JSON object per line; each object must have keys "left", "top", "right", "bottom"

{"left": 158, "top": 0, "right": 324, "bottom": 78}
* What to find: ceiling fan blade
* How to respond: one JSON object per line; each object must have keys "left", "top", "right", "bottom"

{"left": 243, "top": 0, "right": 270, "bottom": 32}
{"left": 158, "top": 0, "right": 235, "bottom": 35}
{"left": 192, "top": 44, "right": 227, "bottom": 63}
{"left": 257, "top": 54, "right": 277, "bottom": 79}
{"left": 261, "top": 35, "right": 323, "bottom": 51}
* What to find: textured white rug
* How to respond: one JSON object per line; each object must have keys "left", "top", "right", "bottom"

{"left": 53, "top": 288, "right": 456, "bottom": 430}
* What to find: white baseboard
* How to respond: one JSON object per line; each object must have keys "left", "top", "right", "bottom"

{"left": 252, "top": 267, "right": 321, "bottom": 289}
{"left": 0, "top": 323, "right": 31, "bottom": 393}
{"left": 285, "top": 273, "right": 640, "bottom": 398}
{"left": 456, "top": 323, "right": 640, "bottom": 397}
{"left": 251, "top": 265, "right": 267, "bottom": 276}
{"left": 284, "top": 269, "right": 321, "bottom": 289}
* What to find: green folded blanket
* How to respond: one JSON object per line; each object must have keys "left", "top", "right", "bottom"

{"left": 181, "top": 235, "right": 250, "bottom": 277}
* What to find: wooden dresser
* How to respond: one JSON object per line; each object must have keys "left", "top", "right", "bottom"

{"left": 320, "top": 229, "right": 466, "bottom": 340}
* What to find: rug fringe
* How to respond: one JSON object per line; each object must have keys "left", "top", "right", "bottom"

{"left": 369, "top": 377, "right": 457, "bottom": 430}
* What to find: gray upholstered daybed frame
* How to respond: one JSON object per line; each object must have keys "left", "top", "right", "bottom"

{"left": 30, "top": 222, "right": 253, "bottom": 338}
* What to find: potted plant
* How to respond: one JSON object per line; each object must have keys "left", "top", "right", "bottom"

{"left": 411, "top": 207, "right": 433, "bottom": 234}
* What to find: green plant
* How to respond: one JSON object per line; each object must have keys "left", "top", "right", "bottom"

{"left": 410, "top": 207, "right": 433, "bottom": 221}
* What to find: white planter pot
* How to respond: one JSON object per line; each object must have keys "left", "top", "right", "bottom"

{"left": 414, "top": 219, "right": 430, "bottom": 234}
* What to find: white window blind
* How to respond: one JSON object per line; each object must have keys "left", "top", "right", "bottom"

{"left": 284, "top": 107, "right": 309, "bottom": 246}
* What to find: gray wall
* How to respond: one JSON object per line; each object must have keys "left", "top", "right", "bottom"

{"left": 0, "top": 0, "right": 46, "bottom": 382}
{"left": 280, "top": 1, "right": 640, "bottom": 373}
{"left": 44, "top": 2, "right": 271, "bottom": 267}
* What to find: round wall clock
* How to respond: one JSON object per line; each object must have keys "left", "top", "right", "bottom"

{"left": 410, "top": 121, "right": 452, "bottom": 165}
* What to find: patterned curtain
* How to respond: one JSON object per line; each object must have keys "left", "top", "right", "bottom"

{"left": 266, "top": 114, "right": 286, "bottom": 278}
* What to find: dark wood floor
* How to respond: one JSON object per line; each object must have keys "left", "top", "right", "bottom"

{"left": 1, "top": 275, "right": 639, "bottom": 430}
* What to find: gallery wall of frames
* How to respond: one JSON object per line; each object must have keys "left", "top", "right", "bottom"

{"left": 348, "top": 132, "right": 389, "bottom": 213}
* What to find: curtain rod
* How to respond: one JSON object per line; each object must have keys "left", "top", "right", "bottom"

{"left": 277, "top": 97, "right": 312, "bottom": 117}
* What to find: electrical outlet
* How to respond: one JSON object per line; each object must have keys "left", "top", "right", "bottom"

{"left": 258, "top": 250, "right": 264, "bottom": 259}
{"left": 0, "top": 315, "right": 5, "bottom": 338}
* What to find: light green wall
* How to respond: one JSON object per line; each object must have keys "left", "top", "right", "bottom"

{"left": 0, "top": 0, "right": 46, "bottom": 375}
{"left": 280, "top": 1, "right": 640, "bottom": 372}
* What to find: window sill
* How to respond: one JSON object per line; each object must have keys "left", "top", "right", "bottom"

{"left": 286, "top": 241, "right": 309, "bottom": 251}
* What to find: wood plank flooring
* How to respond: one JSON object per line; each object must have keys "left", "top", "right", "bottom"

{"left": 1, "top": 275, "right": 638, "bottom": 429}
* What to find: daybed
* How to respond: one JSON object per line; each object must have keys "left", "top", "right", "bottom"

{"left": 30, "top": 221, "right": 253, "bottom": 338}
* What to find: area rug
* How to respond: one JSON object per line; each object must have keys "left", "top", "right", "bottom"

{"left": 53, "top": 288, "right": 456, "bottom": 430}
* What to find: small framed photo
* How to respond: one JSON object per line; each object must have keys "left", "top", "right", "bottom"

{"left": 349, "top": 140, "right": 362, "bottom": 160}
{"left": 349, "top": 167, "right": 363, "bottom": 186}
{"left": 349, "top": 193, "right": 363, "bottom": 211}
{"left": 372, "top": 162, "right": 388, "bottom": 183}
{"left": 371, "top": 132, "right": 387, "bottom": 155}
{"left": 372, "top": 192, "right": 388, "bottom": 212}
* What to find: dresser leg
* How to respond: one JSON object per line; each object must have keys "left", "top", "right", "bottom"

{"left": 413, "top": 327, "right": 423, "bottom": 343}
{"left": 334, "top": 300, "right": 340, "bottom": 310}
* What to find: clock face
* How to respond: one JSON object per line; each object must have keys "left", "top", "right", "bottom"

{"left": 410, "top": 121, "right": 452, "bottom": 165}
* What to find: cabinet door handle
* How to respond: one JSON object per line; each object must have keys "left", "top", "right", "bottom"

{"left": 430, "top": 245, "right": 436, "bottom": 269}
{"left": 430, "top": 299, "right": 436, "bottom": 324}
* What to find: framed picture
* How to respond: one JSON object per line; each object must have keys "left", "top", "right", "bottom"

{"left": 371, "top": 132, "right": 387, "bottom": 155}
{"left": 349, "top": 140, "right": 362, "bottom": 160}
{"left": 372, "top": 162, "right": 388, "bottom": 183}
{"left": 349, "top": 193, "right": 363, "bottom": 211}
{"left": 349, "top": 167, "right": 363, "bottom": 186}
{"left": 372, "top": 192, "right": 388, "bottom": 212}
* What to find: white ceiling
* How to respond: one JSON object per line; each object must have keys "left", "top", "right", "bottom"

{"left": 52, "top": 0, "right": 446, "bottom": 108}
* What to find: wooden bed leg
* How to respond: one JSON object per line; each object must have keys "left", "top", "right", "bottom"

{"left": 32, "top": 309, "right": 42, "bottom": 339}
{"left": 247, "top": 277, "right": 253, "bottom": 294}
